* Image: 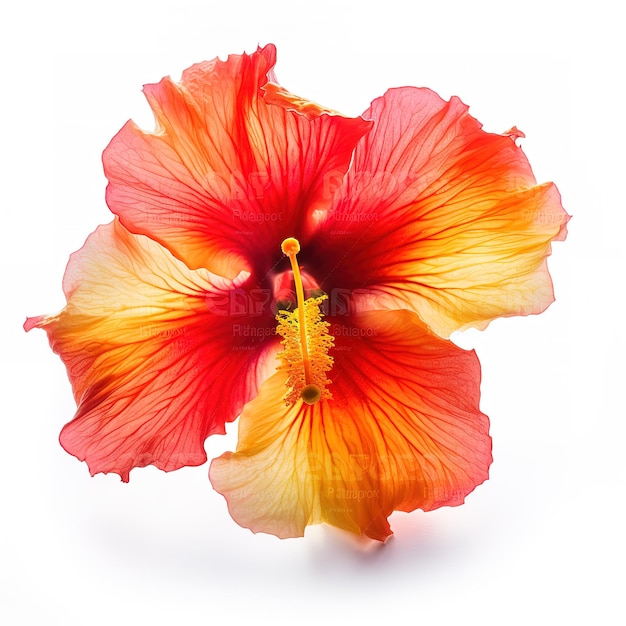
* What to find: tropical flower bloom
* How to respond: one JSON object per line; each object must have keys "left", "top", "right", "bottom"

{"left": 26, "top": 44, "right": 568, "bottom": 541}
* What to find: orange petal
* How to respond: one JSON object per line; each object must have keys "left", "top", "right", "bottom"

{"left": 210, "top": 309, "right": 491, "bottom": 540}
{"left": 103, "top": 45, "right": 372, "bottom": 280}
{"left": 311, "top": 87, "right": 569, "bottom": 337}
{"left": 26, "top": 220, "right": 277, "bottom": 481}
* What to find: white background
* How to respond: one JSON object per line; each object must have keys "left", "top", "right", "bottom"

{"left": 3, "top": 1, "right": 624, "bottom": 624}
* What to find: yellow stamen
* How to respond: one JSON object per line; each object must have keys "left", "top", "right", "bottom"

{"left": 282, "top": 238, "right": 312, "bottom": 384}
{"left": 277, "top": 238, "right": 333, "bottom": 405}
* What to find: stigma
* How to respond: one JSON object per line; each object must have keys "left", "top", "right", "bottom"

{"left": 276, "top": 238, "right": 333, "bottom": 405}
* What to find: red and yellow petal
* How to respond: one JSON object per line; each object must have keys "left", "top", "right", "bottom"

{"left": 311, "top": 87, "right": 569, "bottom": 338}
{"left": 209, "top": 309, "right": 491, "bottom": 541}
{"left": 25, "top": 220, "right": 277, "bottom": 481}
{"left": 103, "top": 44, "right": 372, "bottom": 280}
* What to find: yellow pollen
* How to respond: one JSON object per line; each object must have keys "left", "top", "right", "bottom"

{"left": 277, "top": 237, "right": 333, "bottom": 405}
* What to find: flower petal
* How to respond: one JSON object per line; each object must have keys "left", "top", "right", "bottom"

{"left": 26, "top": 220, "right": 277, "bottom": 481}
{"left": 311, "top": 87, "right": 569, "bottom": 337}
{"left": 210, "top": 309, "right": 491, "bottom": 540}
{"left": 103, "top": 44, "right": 372, "bottom": 280}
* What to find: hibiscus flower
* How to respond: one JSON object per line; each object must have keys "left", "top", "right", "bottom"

{"left": 25, "top": 44, "right": 568, "bottom": 541}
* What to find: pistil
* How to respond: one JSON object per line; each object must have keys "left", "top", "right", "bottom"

{"left": 281, "top": 238, "right": 313, "bottom": 385}
{"left": 277, "top": 237, "right": 333, "bottom": 405}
